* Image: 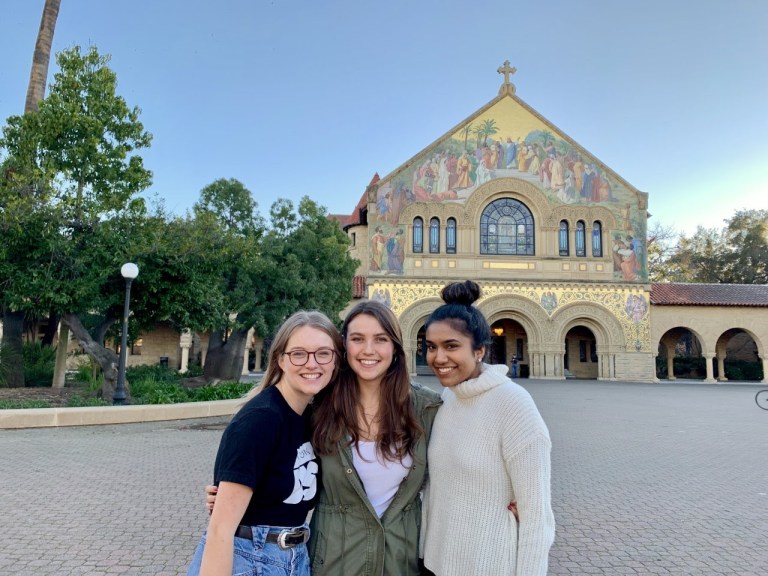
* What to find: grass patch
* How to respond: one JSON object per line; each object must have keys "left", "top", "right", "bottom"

{"left": 0, "top": 399, "right": 52, "bottom": 409}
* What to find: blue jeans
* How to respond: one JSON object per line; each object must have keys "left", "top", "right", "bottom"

{"left": 186, "top": 525, "right": 310, "bottom": 576}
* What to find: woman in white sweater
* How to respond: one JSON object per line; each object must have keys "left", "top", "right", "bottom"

{"left": 422, "top": 280, "right": 555, "bottom": 576}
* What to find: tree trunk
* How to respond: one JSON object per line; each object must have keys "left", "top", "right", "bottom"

{"left": 1, "top": 309, "right": 26, "bottom": 387}
{"left": 61, "top": 313, "right": 126, "bottom": 400}
{"left": 203, "top": 328, "right": 248, "bottom": 382}
{"left": 25, "top": 0, "right": 61, "bottom": 113}
{"left": 1, "top": 0, "right": 62, "bottom": 388}
{"left": 41, "top": 310, "right": 60, "bottom": 346}
{"left": 52, "top": 322, "right": 69, "bottom": 388}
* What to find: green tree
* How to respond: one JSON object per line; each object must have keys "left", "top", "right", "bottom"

{"left": 192, "top": 178, "right": 266, "bottom": 381}
{"left": 1, "top": 45, "right": 153, "bottom": 397}
{"left": 646, "top": 221, "right": 679, "bottom": 282}
{"left": 721, "top": 209, "right": 768, "bottom": 284}
{"left": 665, "top": 227, "right": 726, "bottom": 283}
{"left": 192, "top": 184, "right": 358, "bottom": 382}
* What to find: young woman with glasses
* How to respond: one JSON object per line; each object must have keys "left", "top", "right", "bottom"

{"left": 187, "top": 310, "right": 342, "bottom": 576}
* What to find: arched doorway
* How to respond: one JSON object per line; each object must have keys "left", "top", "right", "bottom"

{"left": 564, "top": 326, "right": 598, "bottom": 379}
{"left": 490, "top": 319, "right": 529, "bottom": 377}
{"left": 657, "top": 328, "right": 705, "bottom": 380}
{"left": 415, "top": 324, "right": 428, "bottom": 372}
{"left": 715, "top": 328, "right": 763, "bottom": 381}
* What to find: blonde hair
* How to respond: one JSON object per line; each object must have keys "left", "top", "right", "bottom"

{"left": 245, "top": 310, "right": 343, "bottom": 401}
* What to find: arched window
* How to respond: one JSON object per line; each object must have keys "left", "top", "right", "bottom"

{"left": 446, "top": 218, "right": 457, "bottom": 254}
{"left": 412, "top": 217, "right": 423, "bottom": 253}
{"left": 592, "top": 221, "right": 603, "bottom": 257}
{"left": 575, "top": 220, "right": 586, "bottom": 257}
{"left": 480, "top": 198, "right": 535, "bottom": 255}
{"left": 559, "top": 221, "right": 569, "bottom": 256}
{"left": 429, "top": 217, "right": 440, "bottom": 253}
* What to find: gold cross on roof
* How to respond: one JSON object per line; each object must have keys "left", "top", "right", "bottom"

{"left": 497, "top": 60, "right": 517, "bottom": 95}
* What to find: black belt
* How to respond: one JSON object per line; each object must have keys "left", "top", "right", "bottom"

{"left": 234, "top": 525, "right": 310, "bottom": 549}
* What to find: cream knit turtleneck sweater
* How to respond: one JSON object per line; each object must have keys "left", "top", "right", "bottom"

{"left": 423, "top": 363, "right": 555, "bottom": 576}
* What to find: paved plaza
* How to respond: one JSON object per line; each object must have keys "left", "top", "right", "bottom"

{"left": 1, "top": 378, "right": 766, "bottom": 575}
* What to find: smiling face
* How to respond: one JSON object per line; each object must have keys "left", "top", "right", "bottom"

{"left": 276, "top": 325, "right": 337, "bottom": 409}
{"left": 425, "top": 320, "right": 484, "bottom": 388}
{"left": 344, "top": 313, "right": 395, "bottom": 387}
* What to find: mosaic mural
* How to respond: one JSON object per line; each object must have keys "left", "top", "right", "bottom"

{"left": 368, "top": 97, "right": 647, "bottom": 281}
{"left": 368, "top": 281, "right": 651, "bottom": 353}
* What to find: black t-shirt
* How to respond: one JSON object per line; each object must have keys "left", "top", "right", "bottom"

{"left": 213, "top": 385, "right": 318, "bottom": 527}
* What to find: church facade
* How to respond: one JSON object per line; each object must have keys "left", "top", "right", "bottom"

{"left": 12, "top": 65, "right": 764, "bottom": 384}
{"left": 334, "top": 63, "right": 768, "bottom": 383}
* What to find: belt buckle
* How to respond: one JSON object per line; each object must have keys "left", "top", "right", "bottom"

{"left": 277, "top": 527, "right": 309, "bottom": 550}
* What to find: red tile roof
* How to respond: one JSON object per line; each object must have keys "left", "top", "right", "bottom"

{"left": 329, "top": 174, "right": 379, "bottom": 230}
{"left": 650, "top": 283, "right": 768, "bottom": 307}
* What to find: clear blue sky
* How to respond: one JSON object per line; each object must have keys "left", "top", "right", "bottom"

{"left": 2, "top": 0, "right": 767, "bottom": 235}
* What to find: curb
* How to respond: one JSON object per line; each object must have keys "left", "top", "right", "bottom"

{"left": 0, "top": 398, "right": 241, "bottom": 430}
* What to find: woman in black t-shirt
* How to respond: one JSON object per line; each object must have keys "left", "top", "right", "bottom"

{"left": 187, "top": 310, "right": 342, "bottom": 576}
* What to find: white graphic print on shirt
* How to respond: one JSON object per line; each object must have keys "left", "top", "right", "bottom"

{"left": 283, "top": 441, "right": 319, "bottom": 504}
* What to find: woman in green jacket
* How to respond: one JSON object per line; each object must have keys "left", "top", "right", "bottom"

{"left": 309, "top": 300, "right": 441, "bottom": 576}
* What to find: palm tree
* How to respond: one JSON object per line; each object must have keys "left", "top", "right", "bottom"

{"left": 24, "top": 0, "right": 61, "bottom": 113}
{"left": 461, "top": 123, "right": 473, "bottom": 151}
{"left": 472, "top": 125, "right": 485, "bottom": 149}
{"left": 2, "top": 0, "right": 62, "bottom": 387}
{"left": 480, "top": 118, "right": 499, "bottom": 145}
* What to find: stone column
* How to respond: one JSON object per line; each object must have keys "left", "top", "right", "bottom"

{"left": 242, "top": 327, "right": 255, "bottom": 376}
{"left": 666, "top": 347, "right": 676, "bottom": 380}
{"left": 716, "top": 354, "right": 728, "bottom": 382}
{"left": 760, "top": 355, "right": 767, "bottom": 384}
{"left": 404, "top": 344, "right": 416, "bottom": 375}
{"left": 529, "top": 352, "right": 539, "bottom": 378}
{"left": 179, "top": 330, "right": 192, "bottom": 373}
{"left": 253, "top": 341, "right": 263, "bottom": 372}
{"left": 703, "top": 353, "right": 716, "bottom": 383}
{"left": 652, "top": 353, "right": 660, "bottom": 383}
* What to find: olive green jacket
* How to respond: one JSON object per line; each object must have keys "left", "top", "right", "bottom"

{"left": 309, "top": 384, "right": 442, "bottom": 576}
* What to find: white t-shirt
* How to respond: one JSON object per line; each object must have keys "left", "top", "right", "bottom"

{"left": 352, "top": 440, "right": 413, "bottom": 517}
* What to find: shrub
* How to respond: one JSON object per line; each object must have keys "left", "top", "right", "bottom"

{"left": 188, "top": 382, "right": 252, "bottom": 402}
{"left": 126, "top": 364, "right": 182, "bottom": 387}
{"left": 22, "top": 342, "right": 57, "bottom": 387}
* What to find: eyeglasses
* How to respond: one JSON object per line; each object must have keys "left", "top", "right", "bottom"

{"left": 282, "top": 349, "right": 336, "bottom": 366}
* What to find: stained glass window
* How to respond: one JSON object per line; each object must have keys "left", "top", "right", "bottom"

{"left": 479, "top": 198, "right": 534, "bottom": 255}
{"left": 592, "top": 221, "right": 603, "bottom": 257}
{"left": 576, "top": 221, "right": 586, "bottom": 257}
{"left": 429, "top": 217, "right": 440, "bottom": 253}
{"left": 559, "top": 221, "right": 569, "bottom": 256}
{"left": 446, "top": 218, "right": 457, "bottom": 254}
{"left": 413, "top": 217, "right": 423, "bottom": 253}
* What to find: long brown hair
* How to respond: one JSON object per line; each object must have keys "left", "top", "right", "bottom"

{"left": 312, "top": 300, "right": 422, "bottom": 462}
{"left": 245, "top": 310, "right": 343, "bottom": 401}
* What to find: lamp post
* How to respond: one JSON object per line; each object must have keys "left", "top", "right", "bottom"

{"left": 114, "top": 262, "right": 139, "bottom": 405}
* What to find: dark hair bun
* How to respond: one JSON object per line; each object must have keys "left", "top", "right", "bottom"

{"left": 440, "top": 280, "right": 481, "bottom": 306}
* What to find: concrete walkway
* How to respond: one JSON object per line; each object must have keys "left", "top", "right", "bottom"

{"left": 1, "top": 378, "right": 766, "bottom": 574}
